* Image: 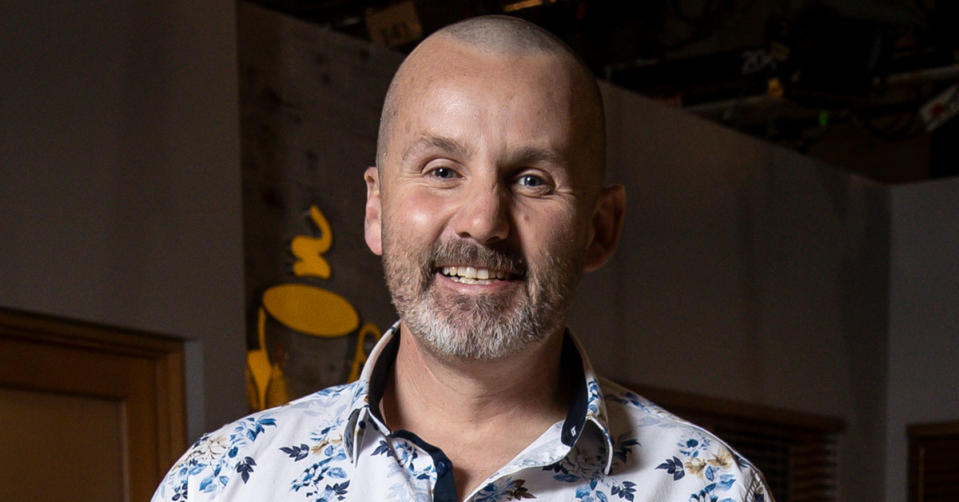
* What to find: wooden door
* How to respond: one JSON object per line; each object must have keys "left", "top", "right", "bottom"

{"left": 0, "top": 309, "right": 187, "bottom": 502}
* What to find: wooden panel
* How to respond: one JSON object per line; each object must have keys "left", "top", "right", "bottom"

{"left": 237, "top": 1, "right": 402, "bottom": 404}
{"left": 0, "top": 309, "right": 186, "bottom": 502}
{"left": 0, "top": 387, "right": 126, "bottom": 502}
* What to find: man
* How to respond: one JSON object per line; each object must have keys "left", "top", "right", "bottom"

{"left": 153, "top": 15, "right": 772, "bottom": 502}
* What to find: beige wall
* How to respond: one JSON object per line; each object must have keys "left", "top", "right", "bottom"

{"left": 0, "top": 0, "right": 246, "bottom": 435}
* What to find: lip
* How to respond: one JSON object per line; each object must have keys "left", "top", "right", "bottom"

{"left": 433, "top": 270, "right": 521, "bottom": 294}
{"left": 437, "top": 265, "right": 520, "bottom": 281}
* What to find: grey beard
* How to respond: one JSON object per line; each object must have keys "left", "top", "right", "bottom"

{"left": 400, "top": 284, "right": 544, "bottom": 360}
{"left": 383, "top": 238, "right": 581, "bottom": 361}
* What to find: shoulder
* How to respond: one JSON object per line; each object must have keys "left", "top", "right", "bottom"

{"left": 597, "top": 377, "right": 686, "bottom": 426}
{"left": 596, "top": 378, "right": 773, "bottom": 501}
{"left": 151, "top": 381, "right": 362, "bottom": 502}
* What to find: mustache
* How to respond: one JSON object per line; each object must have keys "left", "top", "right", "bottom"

{"left": 428, "top": 239, "right": 527, "bottom": 277}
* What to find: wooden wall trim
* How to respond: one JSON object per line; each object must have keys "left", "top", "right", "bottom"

{"left": 909, "top": 420, "right": 959, "bottom": 438}
{"left": 0, "top": 308, "right": 185, "bottom": 357}
{"left": 623, "top": 382, "right": 846, "bottom": 432}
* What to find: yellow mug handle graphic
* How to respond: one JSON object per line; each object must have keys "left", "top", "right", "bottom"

{"left": 291, "top": 206, "right": 333, "bottom": 278}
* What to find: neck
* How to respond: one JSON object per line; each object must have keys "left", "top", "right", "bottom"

{"left": 382, "top": 321, "right": 571, "bottom": 434}
{"left": 380, "top": 322, "right": 573, "bottom": 500}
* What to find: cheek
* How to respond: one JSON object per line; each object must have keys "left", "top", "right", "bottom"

{"left": 514, "top": 203, "right": 584, "bottom": 257}
{"left": 385, "top": 191, "right": 449, "bottom": 241}
{"left": 407, "top": 201, "right": 437, "bottom": 229}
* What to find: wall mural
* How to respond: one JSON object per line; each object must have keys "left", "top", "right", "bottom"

{"left": 246, "top": 206, "right": 382, "bottom": 410}
{"left": 238, "top": 1, "right": 403, "bottom": 410}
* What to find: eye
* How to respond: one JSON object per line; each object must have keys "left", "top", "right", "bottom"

{"left": 428, "top": 166, "right": 457, "bottom": 179}
{"left": 513, "top": 171, "right": 555, "bottom": 196}
{"left": 517, "top": 174, "right": 544, "bottom": 187}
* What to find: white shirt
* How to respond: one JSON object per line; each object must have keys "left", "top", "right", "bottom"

{"left": 152, "top": 324, "right": 772, "bottom": 501}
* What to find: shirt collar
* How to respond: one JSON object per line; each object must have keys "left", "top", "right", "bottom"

{"left": 567, "top": 329, "right": 615, "bottom": 475}
{"left": 342, "top": 322, "right": 615, "bottom": 474}
{"left": 344, "top": 322, "right": 399, "bottom": 463}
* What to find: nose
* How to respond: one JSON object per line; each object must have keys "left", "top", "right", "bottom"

{"left": 450, "top": 181, "right": 510, "bottom": 245}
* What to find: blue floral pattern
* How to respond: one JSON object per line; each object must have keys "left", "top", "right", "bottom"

{"left": 474, "top": 477, "right": 535, "bottom": 501}
{"left": 152, "top": 326, "right": 773, "bottom": 501}
{"left": 654, "top": 435, "right": 749, "bottom": 501}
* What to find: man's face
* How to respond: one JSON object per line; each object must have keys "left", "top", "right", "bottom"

{"left": 366, "top": 39, "right": 601, "bottom": 360}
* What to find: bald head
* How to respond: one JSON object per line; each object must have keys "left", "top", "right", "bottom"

{"left": 375, "top": 15, "right": 606, "bottom": 188}
{"left": 364, "top": 16, "right": 626, "bottom": 358}
{"left": 439, "top": 14, "right": 581, "bottom": 53}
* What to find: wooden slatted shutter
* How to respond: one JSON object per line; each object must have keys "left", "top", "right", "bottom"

{"left": 909, "top": 421, "right": 959, "bottom": 502}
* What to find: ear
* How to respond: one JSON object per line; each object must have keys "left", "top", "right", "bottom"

{"left": 364, "top": 166, "right": 383, "bottom": 256}
{"left": 583, "top": 184, "right": 626, "bottom": 272}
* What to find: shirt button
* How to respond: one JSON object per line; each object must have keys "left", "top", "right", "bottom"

{"left": 436, "top": 460, "right": 448, "bottom": 477}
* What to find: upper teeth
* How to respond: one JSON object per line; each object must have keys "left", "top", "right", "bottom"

{"left": 442, "top": 266, "right": 507, "bottom": 280}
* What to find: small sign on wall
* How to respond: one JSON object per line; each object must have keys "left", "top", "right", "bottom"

{"left": 920, "top": 83, "right": 959, "bottom": 132}
{"left": 366, "top": 1, "right": 422, "bottom": 47}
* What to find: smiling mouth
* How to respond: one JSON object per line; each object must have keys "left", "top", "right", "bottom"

{"left": 439, "top": 266, "right": 520, "bottom": 285}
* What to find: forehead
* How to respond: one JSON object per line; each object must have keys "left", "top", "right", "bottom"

{"left": 405, "top": 48, "right": 572, "bottom": 115}
{"left": 404, "top": 38, "right": 573, "bottom": 91}
{"left": 386, "top": 41, "right": 583, "bottom": 157}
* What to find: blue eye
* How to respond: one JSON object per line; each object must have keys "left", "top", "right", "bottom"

{"left": 431, "top": 167, "right": 455, "bottom": 179}
{"left": 518, "top": 174, "right": 543, "bottom": 187}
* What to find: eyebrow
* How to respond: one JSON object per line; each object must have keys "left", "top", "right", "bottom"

{"left": 401, "top": 136, "right": 566, "bottom": 168}
{"left": 401, "top": 136, "right": 472, "bottom": 163}
{"left": 508, "top": 146, "right": 567, "bottom": 168}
